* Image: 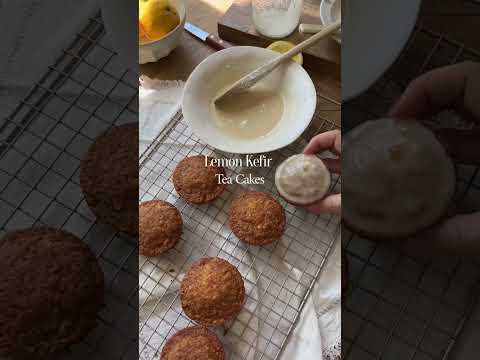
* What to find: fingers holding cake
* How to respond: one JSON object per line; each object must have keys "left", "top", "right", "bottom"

{"left": 274, "top": 131, "right": 341, "bottom": 215}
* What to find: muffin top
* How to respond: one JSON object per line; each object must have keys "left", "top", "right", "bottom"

{"left": 173, "top": 155, "right": 225, "bottom": 204}
{"left": 160, "top": 326, "right": 225, "bottom": 360}
{"left": 275, "top": 154, "right": 331, "bottom": 205}
{"left": 80, "top": 123, "right": 139, "bottom": 233}
{"left": 229, "top": 191, "right": 286, "bottom": 246}
{"left": 181, "top": 257, "right": 245, "bottom": 326}
{"left": 0, "top": 227, "right": 104, "bottom": 359}
{"left": 80, "top": 123, "right": 138, "bottom": 208}
{"left": 343, "top": 118, "right": 456, "bottom": 238}
{"left": 139, "top": 200, "right": 183, "bottom": 256}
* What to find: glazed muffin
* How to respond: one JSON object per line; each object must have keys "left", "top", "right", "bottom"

{"left": 0, "top": 227, "right": 104, "bottom": 359}
{"left": 80, "top": 123, "right": 139, "bottom": 234}
{"left": 343, "top": 118, "right": 456, "bottom": 238}
{"left": 173, "top": 155, "right": 225, "bottom": 204}
{"left": 181, "top": 257, "right": 245, "bottom": 326}
{"left": 275, "top": 154, "right": 331, "bottom": 205}
{"left": 160, "top": 326, "right": 225, "bottom": 360}
{"left": 139, "top": 200, "right": 183, "bottom": 256}
{"left": 229, "top": 191, "right": 286, "bottom": 246}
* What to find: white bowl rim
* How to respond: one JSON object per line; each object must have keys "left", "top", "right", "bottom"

{"left": 319, "top": 0, "right": 341, "bottom": 43}
{"left": 139, "top": 0, "right": 186, "bottom": 47}
{"left": 342, "top": 0, "right": 421, "bottom": 101}
{"left": 182, "top": 46, "right": 317, "bottom": 154}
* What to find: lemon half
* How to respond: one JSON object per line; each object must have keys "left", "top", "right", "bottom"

{"left": 139, "top": 0, "right": 180, "bottom": 42}
{"left": 267, "top": 41, "right": 303, "bottom": 65}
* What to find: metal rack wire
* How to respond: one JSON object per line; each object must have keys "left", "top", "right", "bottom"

{"left": 138, "top": 81, "right": 341, "bottom": 358}
{"left": 342, "top": 24, "right": 480, "bottom": 360}
{"left": 0, "top": 13, "right": 138, "bottom": 359}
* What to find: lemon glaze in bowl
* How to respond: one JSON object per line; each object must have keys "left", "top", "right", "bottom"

{"left": 182, "top": 46, "right": 317, "bottom": 154}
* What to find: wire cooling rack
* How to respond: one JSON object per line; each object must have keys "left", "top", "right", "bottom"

{"left": 342, "top": 24, "right": 480, "bottom": 360}
{"left": 138, "top": 81, "right": 341, "bottom": 358}
{"left": 0, "top": 13, "right": 138, "bottom": 359}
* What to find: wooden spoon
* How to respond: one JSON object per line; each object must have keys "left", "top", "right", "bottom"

{"left": 214, "top": 19, "right": 341, "bottom": 104}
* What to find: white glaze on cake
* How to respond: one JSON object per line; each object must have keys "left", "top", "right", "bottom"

{"left": 343, "top": 118, "right": 456, "bottom": 238}
{"left": 275, "top": 154, "right": 331, "bottom": 205}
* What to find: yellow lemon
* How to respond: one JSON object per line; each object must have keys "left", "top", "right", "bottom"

{"left": 267, "top": 41, "right": 303, "bottom": 65}
{"left": 139, "top": 0, "right": 180, "bottom": 43}
{"left": 139, "top": 21, "right": 147, "bottom": 41}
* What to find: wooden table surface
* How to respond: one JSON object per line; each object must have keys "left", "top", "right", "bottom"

{"left": 140, "top": 0, "right": 341, "bottom": 105}
{"left": 139, "top": 0, "right": 480, "bottom": 90}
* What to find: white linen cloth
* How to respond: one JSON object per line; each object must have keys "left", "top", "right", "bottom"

{"left": 139, "top": 77, "right": 185, "bottom": 154}
{"left": 139, "top": 78, "right": 342, "bottom": 360}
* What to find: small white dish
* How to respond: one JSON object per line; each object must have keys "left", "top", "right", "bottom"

{"left": 182, "top": 46, "right": 317, "bottom": 154}
{"left": 139, "top": 0, "right": 186, "bottom": 64}
{"left": 342, "top": 0, "right": 421, "bottom": 101}
{"left": 320, "top": 0, "right": 341, "bottom": 43}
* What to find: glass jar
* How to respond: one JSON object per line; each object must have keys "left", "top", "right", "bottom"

{"left": 252, "top": 0, "right": 304, "bottom": 39}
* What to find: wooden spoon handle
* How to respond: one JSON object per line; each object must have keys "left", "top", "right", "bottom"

{"left": 299, "top": 23, "right": 324, "bottom": 34}
{"left": 214, "top": 19, "right": 341, "bottom": 102}
{"left": 281, "top": 20, "right": 341, "bottom": 59}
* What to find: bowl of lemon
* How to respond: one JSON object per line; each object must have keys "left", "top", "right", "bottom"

{"left": 139, "top": 0, "right": 186, "bottom": 64}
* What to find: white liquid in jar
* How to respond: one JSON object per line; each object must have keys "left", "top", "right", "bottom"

{"left": 252, "top": 0, "right": 303, "bottom": 38}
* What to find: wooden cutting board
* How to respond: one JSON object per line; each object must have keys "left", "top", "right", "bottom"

{"left": 218, "top": 0, "right": 341, "bottom": 68}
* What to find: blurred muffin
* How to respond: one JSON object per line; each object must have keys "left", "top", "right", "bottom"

{"left": 343, "top": 118, "right": 455, "bottom": 238}
{"left": 0, "top": 227, "right": 104, "bottom": 359}
{"left": 229, "top": 191, "right": 286, "bottom": 246}
{"left": 181, "top": 257, "right": 245, "bottom": 326}
{"left": 80, "top": 123, "right": 138, "bottom": 234}
{"left": 139, "top": 200, "right": 183, "bottom": 256}
{"left": 275, "top": 154, "right": 331, "bottom": 205}
{"left": 342, "top": 252, "right": 349, "bottom": 301}
{"left": 173, "top": 155, "right": 225, "bottom": 204}
{"left": 160, "top": 326, "right": 225, "bottom": 360}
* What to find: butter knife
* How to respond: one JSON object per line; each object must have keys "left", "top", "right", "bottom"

{"left": 184, "top": 22, "right": 233, "bottom": 51}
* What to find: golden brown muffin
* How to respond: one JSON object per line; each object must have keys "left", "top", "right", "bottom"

{"left": 80, "top": 123, "right": 139, "bottom": 234}
{"left": 180, "top": 257, "right": 245, "bottom": 326}
{"left": 0, "top": 227, "right": 104, "bottom": 359}
{"left": 160, "top": 326, "right": 225, "bottom": 360}
{"left": 139, "top": 200, "right": 183, "bottom": 257}
{"left": 229, "top": 191, "right": 286, "bottom": 246}
{"left": 173, "top": 155, "right": 225, "bottom": 204}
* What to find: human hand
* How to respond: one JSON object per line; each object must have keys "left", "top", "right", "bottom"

{"left": 302, "top": 130, "right": 341, "bottom": 215}
{"left": 390, "top": 61, "right": 480, "bottom": 255}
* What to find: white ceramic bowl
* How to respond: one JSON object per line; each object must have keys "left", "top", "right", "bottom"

{"left": 182, "top": 46, "right": 317, "bottom": 154}
{"left": 139, "top": 0, "right": 186, "bottom": 64}
{"left": 342, "top": 0, "right": 421, "bottom": 101}
{"left": 320, "top": 0, "right": 341, "bottom": 43}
